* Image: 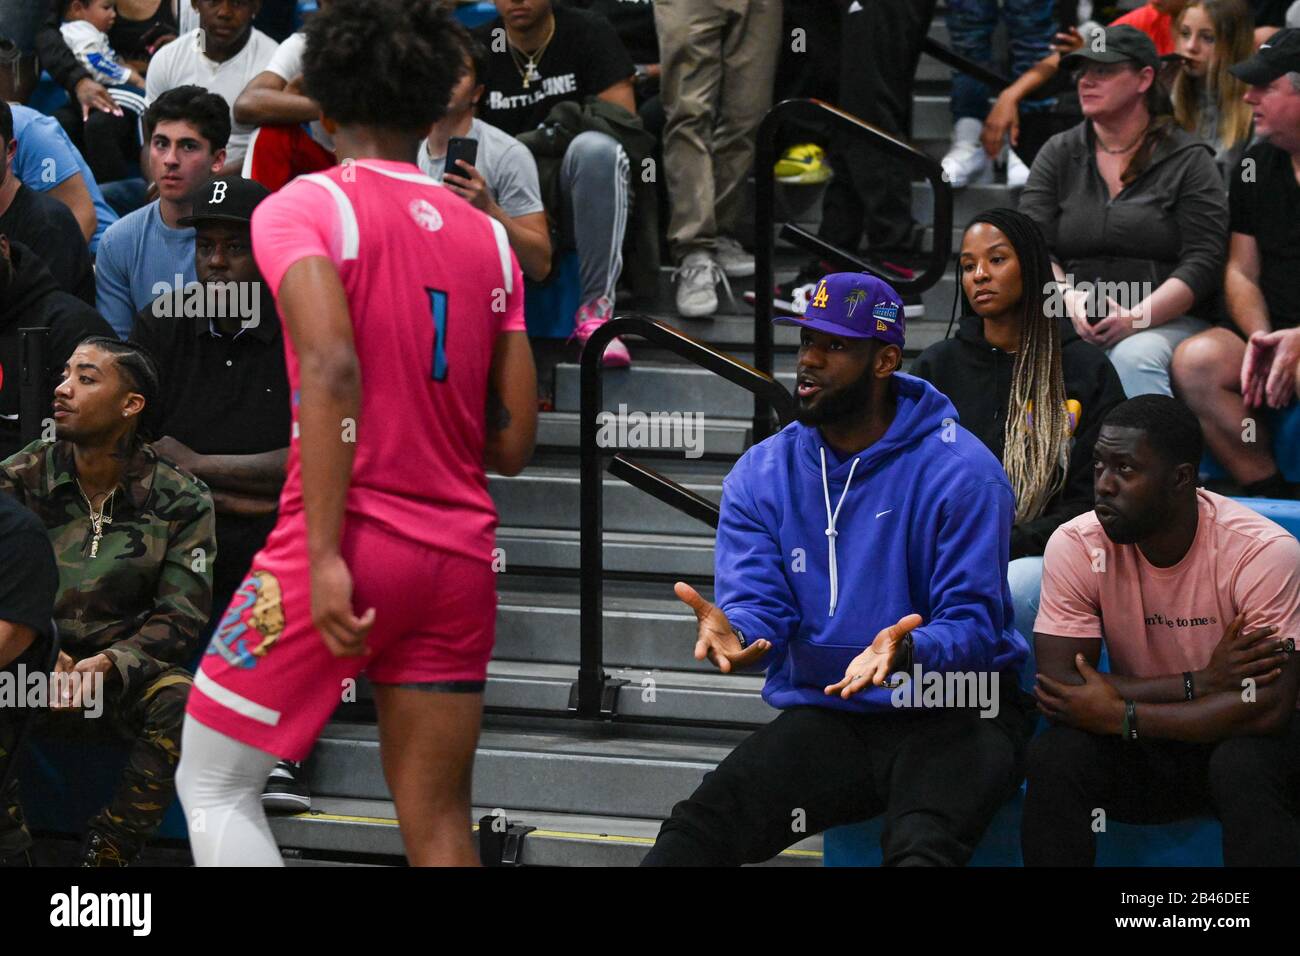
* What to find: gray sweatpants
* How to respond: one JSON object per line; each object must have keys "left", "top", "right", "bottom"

{"left": 558, "top": 130, "right": 630, "bottom": 309}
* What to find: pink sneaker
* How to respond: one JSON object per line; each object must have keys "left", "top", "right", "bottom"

{"left": 571, "top": 296, "right": 630, "bottom": 368}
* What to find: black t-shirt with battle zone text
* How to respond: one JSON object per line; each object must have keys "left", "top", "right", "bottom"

{"left": 474, "top": 5, "right": 635, "bottom": 137}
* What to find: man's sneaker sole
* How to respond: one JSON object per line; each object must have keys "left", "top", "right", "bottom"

{"left": 776, "top": 169, "right": 832, "bottom": 185}
{"left": 262, "top": 790, "right": 312, "bottom": 814}
{"left": 718, "top": 261, "right": 755, "bottom": 279}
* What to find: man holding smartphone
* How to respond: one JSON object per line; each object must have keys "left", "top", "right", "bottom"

{"left": 421, "top": 31, "right": 551, "bottom": 284}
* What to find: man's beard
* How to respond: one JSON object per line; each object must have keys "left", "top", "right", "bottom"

{"left": 1097, "top": 501, "right": 1168, "bottom": 545}
{"left": 794, "top": 363, "right": 878, "bottom": 427}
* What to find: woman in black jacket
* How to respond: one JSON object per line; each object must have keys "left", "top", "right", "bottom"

{"left": 912, "top": 208, "right": 1127, "bottom": 675}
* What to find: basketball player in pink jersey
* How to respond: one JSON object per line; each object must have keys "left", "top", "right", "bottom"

{"left": 175, "top": 0, "right": 538, "bottom": 866}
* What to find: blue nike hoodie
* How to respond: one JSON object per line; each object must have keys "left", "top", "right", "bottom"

{"left": 716, "top": 373, "right": 1029, "bottom": 714}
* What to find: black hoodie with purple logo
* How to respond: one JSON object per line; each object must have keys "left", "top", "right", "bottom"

{"left": 911, "top": 313, "right": 1128, "bottom": 558}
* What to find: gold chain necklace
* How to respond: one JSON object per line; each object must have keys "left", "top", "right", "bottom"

{"left": 76, "top": 478, "right": 116, "bottom": 559}
{"left": 507, "top": 15, "right": 555, "bottom": 89}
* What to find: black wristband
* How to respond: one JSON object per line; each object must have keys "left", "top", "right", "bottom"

{"left": 1183, "top": 671, "right": 1194, "bottom": 701}
{"left": 1125, "top": 700, "right": 1138, "bottom": 741}
{"left": 733, "top": 626, "right": 747, "bottom": 650}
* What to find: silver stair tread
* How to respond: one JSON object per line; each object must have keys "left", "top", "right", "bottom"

{"left": 494, "top": 525, "right": 715, "bottom": 575}
{"left": 323, "top": 720, "right": 744, "bottom": 765}
{"left": 483, "top": 661, "right": 773, "bottom": 724}
{"left": 270, "top": 797, "right": 823, "bottom": 866}
{"left": 536, "top": 411, "right": 753, "bottom": 456}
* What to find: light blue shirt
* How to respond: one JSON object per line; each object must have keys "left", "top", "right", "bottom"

{"left": 94, "top": 201, "right": 195, "bottom": 339}
{"left": 10, "top": 104, "right": 119, "bottom": 254}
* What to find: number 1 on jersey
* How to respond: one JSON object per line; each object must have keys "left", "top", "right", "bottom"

{"left": 427, "top": 288, "right": 449, "bottom": 381}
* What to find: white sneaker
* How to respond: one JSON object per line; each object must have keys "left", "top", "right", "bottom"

{"left": 1006, "top": 148, "right": 1030, "bottom": 188}
{"left": 714, "top": 237, "right": 755, "bottom": 278}
{"left": 673, "top": 251, "right": 725, "bottom": 318}
{"left": 940, "top": 117, "right": 993, "bottom": 188}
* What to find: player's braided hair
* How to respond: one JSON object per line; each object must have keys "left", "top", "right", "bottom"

{"left": 302, "top": 0, "right": 465, "bottom": 134}
{"left": 78, "top": 335, "right": 163, "bottom": 444}
{"left": 960, "top": 209, "right": 1070, "bottom": 525}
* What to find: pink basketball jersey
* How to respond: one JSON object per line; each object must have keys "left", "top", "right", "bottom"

{"left": 251, "top": 159, "right": 526, "bottom": 562}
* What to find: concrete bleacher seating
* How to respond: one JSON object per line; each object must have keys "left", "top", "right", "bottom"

{"left": 15, "top": 2, "right": 1299, "bottom": 867}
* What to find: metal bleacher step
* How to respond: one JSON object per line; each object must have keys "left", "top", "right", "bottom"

{"left": 496, "top": 577, "right": 712, "bottom": 672}
{"left": 535, "top": 410, "right": 754, "bottom": 457}
{"left": 313, "top": 719, "right": 741, "bottom": 819}
{"left": 495, "top": 525, "right": 714, "bottom": 576}
{"left": 552, "top": 361, "right": 797, "bottom": 417}
{"left": 268, "top": 796, "right": 822, "bottom": 866}
{"left": 484, "top": 660, "right": 774, "bottom": 725}
{"left": 490, "top": 464, "right": 725, "bottom": 535}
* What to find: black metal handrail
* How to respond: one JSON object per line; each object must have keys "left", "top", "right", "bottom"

{"left": 576, "top": 315, "right": 795, "bottom": 718}
{"left": 753, "top": 98, "right": 953, "bottom": 442}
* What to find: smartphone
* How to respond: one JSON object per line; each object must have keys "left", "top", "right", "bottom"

{"left": 444, "top": 137, "right": 479, "bottom": 179}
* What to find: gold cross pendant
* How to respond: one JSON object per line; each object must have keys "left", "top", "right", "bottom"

{"left": 90, "top": 530, "right": 103, "bottom": 558}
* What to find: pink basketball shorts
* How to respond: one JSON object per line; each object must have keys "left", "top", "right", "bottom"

{"left": 185, "top": 511, "right": 497, "bottom": 760}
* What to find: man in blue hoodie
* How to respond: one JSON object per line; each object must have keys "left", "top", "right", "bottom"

{"left": 642, "top": 273, "right": 1034, "bottom": 866}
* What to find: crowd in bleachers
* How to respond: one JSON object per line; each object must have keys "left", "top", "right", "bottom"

{"left": 0, "top": 0, "right": 1297, "bottom": 867}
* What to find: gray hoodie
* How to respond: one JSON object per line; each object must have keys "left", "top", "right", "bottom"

{"left": 1019, "top": 121, "right": 1229, "bottom": 308}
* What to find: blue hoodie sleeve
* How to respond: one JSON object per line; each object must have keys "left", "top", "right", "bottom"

{"left": 911, "top": 477, "right": 1019, "bottom": 674}
{"left": 714, "top": 468, "right": 800, "bottom": 653}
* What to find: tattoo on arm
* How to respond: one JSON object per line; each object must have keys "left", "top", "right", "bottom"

{"left": 486, "top": 387, "right": 511, "bottom": 432}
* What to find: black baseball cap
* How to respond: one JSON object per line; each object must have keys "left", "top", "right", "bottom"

{"left": 1229, "top": 28, "right": 1300, "bottom": 86}
{"left": 179, "top": 176, "right": 271, "bottom": 228}
{"left": 1062, "top": 25, "right": 1160, "bottom": 74}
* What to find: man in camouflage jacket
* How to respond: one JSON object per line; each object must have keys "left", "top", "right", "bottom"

{"left": 0, "top": 337, "right": 214, "bottom": 865}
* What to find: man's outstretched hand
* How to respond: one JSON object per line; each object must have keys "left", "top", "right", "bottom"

{"left": 674, "top": 582, "right": 770, "bottom": 674}
{"left": 825, "top": 613, "right": 924, "bottom": 699}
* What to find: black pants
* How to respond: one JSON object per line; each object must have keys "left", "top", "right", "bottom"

{"left": 773, "top": 0, "right": 841, "bottom": 153}
{"left": 818, "top": 0, "right": 939, "bottom": 251}
{"left": 643, "top": 684, "right": 1032, "bottom": 866}
{"left": 1022, "top": 718, "right": 1300, "bottom": 866}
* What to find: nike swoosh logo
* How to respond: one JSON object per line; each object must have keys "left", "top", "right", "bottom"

{"left": 876, "top": 510, "right": 893, "bottom": 519}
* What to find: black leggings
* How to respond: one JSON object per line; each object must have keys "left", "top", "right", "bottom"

{"left": 643, "top": 682, "right": 1033, "bottom": 867}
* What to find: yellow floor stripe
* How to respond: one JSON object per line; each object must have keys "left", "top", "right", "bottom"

{"left": 286, "top": 811, "right": 822, "bottom": 859}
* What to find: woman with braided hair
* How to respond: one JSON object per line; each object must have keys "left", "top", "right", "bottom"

{"left": 912, "top": 208, "right": 1127, "bottom": 683}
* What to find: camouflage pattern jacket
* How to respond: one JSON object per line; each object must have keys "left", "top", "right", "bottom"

{"left": 0, "top": 439, "right": 216, "bottom": 689}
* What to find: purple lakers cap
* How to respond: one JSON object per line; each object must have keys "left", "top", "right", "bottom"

{"left": 774, "top": 272, "right": 906, "bottom": 349}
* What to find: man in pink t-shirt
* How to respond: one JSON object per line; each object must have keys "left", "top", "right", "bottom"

{"left": 1023, "top": 396, "right": 1300, "bottom": 866}
{"left": 176, "top": 0, "right": 538, "bottom": 868}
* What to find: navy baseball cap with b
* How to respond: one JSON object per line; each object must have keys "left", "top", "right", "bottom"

{"left": 774, "top": 273, "right": 906, "bottom": 349}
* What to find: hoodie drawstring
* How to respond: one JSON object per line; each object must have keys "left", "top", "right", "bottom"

{"left": 820, "top": 446, "right": 860, "bottom": 617}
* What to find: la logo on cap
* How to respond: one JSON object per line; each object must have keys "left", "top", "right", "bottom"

{"left": 811, "top": 280, "right": 829, "bottom": 309}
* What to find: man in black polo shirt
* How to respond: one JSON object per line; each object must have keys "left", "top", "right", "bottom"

{"left": 0, "top": 491, "right": 59, "bottom": 866}
{"left": 127, "top": 176, "right": 300, "bottom": 811}
{"left": 1172, "top": 28, "right": 1300, "bottom": 499}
